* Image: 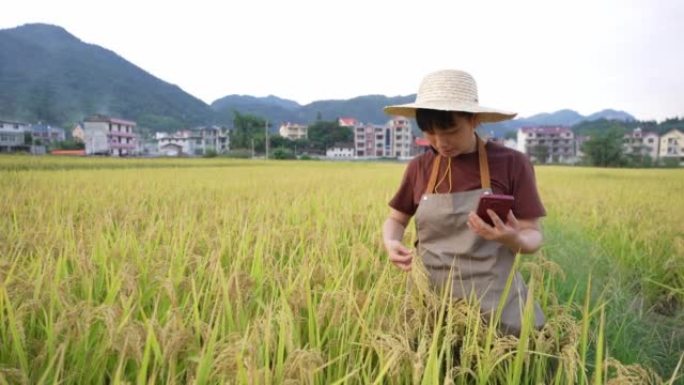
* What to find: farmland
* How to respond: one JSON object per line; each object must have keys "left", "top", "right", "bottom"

{"left": 1, "top": 156, "right": 682, "bottom": 384}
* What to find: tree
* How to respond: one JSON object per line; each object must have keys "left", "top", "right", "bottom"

{"left": 271, "top": 147, "right": 295, "bottom": 160}
{"left": 230, "top": 111, "right": 267, "bottom": 150}
{"left": 531, "top": 144, "right": 549, "bottom": 164}
{"left": 53, "top": 139, "right": 85, "bottom": 150}
{"left": 581, "top": 128, "right": 625, "bottom": 167}
{"left": 307, "top": 120, "right": 352, "bottom": 152}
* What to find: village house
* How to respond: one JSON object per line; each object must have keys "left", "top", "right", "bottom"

{"left": 413, "top": 137, "right": 431, "bottom": 155}
{"left": 659, "top": 128, "right": 684, "bottom": 165}
{"left": 72, "top": 124, "right": 85, "bottom": 143}
{"left": 278, "top": 122, "right": 307, "bottom": 140}
{"left": 517, "top": 126, "right": 575, "bottom": 163}
{"left": 623, "top": 127, "right": 659, "bottom": 161}
{"left": 0, "top": 119, "right": 30, "bottom": 152}
{"left": 350, "top": 117, "right": 414, "bottom": 159}
{"left": 325, "top": 142, "right": 355, "bottom": 158}
{"left": 83, "top": 115, "right": 138, "bottom": 156}
{"left": 31, "top": 123, "right": 66, "bottom": 145}
{"left": 156, "top": 126, "right": 229, "bottom": 156}
{"left": 487, "top": 136, "right": 518, "bottom": 151}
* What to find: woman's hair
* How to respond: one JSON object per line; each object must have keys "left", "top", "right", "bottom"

{"left": 415, "top": 109, "right": 474, "bottom": 133}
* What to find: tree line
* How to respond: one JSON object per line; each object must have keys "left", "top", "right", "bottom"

{"left": 535, "top": 118, "right": 683, "bottom": 168}
{"left": 229, "top": 111, "right": 353, "bottom": 159}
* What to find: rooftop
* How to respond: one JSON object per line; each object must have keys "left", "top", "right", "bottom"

{"left": 520, "top": 126, "right": 572, "bottom": 134}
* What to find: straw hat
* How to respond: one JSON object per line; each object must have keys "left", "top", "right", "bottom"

{"left": 383, "top": 69, "right": 516, "bottom": 123}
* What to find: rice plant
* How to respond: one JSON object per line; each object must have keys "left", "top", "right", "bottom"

{"left": 0, "top": 156, "right": 681, "bottom": 384}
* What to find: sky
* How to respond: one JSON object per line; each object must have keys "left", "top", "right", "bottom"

{"left": 1, "top": 0, "right": 683, "bottom": 121}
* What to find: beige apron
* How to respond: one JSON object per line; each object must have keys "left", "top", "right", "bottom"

{"left": 415, "top": 136, "right": 544, "bottom": 336}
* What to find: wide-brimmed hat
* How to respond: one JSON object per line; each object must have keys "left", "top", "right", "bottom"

{"left": 383, "top": 69, "right": 516, "bottom": 123}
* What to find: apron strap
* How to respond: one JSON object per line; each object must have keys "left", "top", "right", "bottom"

{"left": 478, "top": 135, "right": 491, "bottom": 190}
{"left": 426, "top": 152, "right": 441, "bottom": 194}
{"left": 424, "top": 134, "right": 491, "bottom": 194}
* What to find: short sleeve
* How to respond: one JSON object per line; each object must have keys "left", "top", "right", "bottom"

{"left": 389, "top": 160, "right": 419, "bottom": 216}
{"left": 510, "top": 154, "right": 546, "bottom": 219}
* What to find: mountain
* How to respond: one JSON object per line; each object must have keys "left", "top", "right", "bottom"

{"left": 299, "top": 95, "right": 416, "bottom": 124}
{"left": 0, "top": 23, "right": 643, "bottom": 136}
{"left": 585, "top": 109, "right": 636, "bottom": 122}
{"left": 480, "top": 109, "right": 637, "bottom": 138}
{"left": 211, "top": 95, "right": 302, "bottom": 129}
{"left": 210, "top": 94, "right": 416, "bottom": 128}
{"left": 522, "top": 109, "right": 585, "bottom": 126}
{"left": 211, "top": 93, "right": 639, "bottom": 138}
{"left": 0, "top": 23, "right": 213, "bottom": 130}
{"left": 211, "top": 94, "right": 300, "bottom": 111}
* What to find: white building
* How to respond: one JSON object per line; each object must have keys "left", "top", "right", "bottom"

{"left": 83, "top": 115, "right": 137, "bottom": 156}
{"left": 659, "top": 129, "right": 684, "bottom": 165}
{"left": 623, "top": 127, "right": 659, "bottom": 161}
{"left": 156, "top": 126, "right": 229, "bottom": 156}
{"left": 353, "top": 118, "right": 413, "bottom": 159}
{"left": 517, "top": 126, "right": 575, "bottom": 163}
{"left": 488, "top": 136, "right": 518, "bottom": 151}
{"left": 157, "top": 130, "right": 197, "bottom": 156}
{"left": 72, "top": 124, "right": 85, "bottom": 143}
{"left": 326, "top": 142, "right": 355, "bottom": 158}
{"left": 279, "top": 122, "right": 307, "bottom": 140}
{"left": 387, "top": 117, "right": 413, "bottom": 159}
{"left": 0, "top": 120, "right": 29, "bottom": 152}
{"left": 31, "top": 123, "right": 66, "bottom": 145}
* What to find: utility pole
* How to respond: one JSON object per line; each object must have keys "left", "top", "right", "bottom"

{"left": 265, "top": 120, "right": 270, "bottom": 159}
{"left": 251, "top": 138, "right": 255, "bottom": 158}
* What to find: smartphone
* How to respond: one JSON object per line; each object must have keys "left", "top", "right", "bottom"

{"left": 476, "top": 194, "right": 514, "bottom": 226}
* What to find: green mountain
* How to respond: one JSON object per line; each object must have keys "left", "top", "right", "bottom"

{"left": 0, "top": 23, "right": 213, "bottom": 130}
{"left": 481, "top": 108, "right": 637, "bottom": 138}
{"left": 210, "top": 94, "right": 416, "bottom": 129}
{"left": 298, "top": 95, "right": 416, "bottom": 124}
{"left": 211, "top": 95, "right": 302, "bottom": 129}
{"left": 1, "top": 23, "right": 650, "bottom": 137}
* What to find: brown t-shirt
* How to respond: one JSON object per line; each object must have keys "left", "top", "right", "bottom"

{"left": 389, "top": 141, "right": 546, "bottom": 219}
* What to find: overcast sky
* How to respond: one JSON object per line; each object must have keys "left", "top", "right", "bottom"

{"left": 1, "top": 0, "right": 682, "bottom": 121}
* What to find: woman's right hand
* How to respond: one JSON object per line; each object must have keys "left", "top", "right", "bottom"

{"left": 385, "top": 240, "right": 413, "bottom": 272}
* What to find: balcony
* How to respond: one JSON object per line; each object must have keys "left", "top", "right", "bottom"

{"left": 109, "top": 131, "right": 135, "bottom": 138}
{"left": 108, "top": 141, "right": 136, "bottom": 150}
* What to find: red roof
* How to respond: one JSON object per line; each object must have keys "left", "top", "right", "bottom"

{"left": 50, "top": 149, "right": 85, "bottom": 156}
{"left": 338, "top": 117, "right": 358, "bottom": 127}
{"left": 415, "top": 137, "right": 431, "bottom": 147}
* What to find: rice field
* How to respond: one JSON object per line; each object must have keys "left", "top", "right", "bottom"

{"left": 0, "top": 155, "right": 682, "bottom": 384}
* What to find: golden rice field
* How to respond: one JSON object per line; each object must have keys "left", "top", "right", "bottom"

{"left": 0, "top": 156, "right": 683, "bottom": 384}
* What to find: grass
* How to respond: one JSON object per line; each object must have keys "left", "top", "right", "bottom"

{"left": 0, "top": 156, "right": 682, "bottom": 384}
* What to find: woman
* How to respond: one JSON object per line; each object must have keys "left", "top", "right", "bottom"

{"left": 382, "top": 69, "right": 545, "bottom": 335}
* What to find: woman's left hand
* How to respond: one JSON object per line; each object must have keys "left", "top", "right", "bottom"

{"left": 467, "top": 209, "right": 521, "bottom": 250}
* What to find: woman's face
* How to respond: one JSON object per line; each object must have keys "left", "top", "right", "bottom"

{"left": 424, "top": 114, "right": 478, "bottom": 158}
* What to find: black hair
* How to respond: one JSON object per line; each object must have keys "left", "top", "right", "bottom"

{"left": 415, "top": 109, "right": 474, "bottom": 133}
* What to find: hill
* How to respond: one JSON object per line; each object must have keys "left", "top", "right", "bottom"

{"left": 210, "top": 94, "right": 416, "bottom": 130}
{"left": 480, "top": 109, "right": 637, "bottom": 138}
{"left": 1, "top": 23, "right": 654, "bottom": 137}
{"left": 0, "top": 23, "right": 213, "bottom": 130}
